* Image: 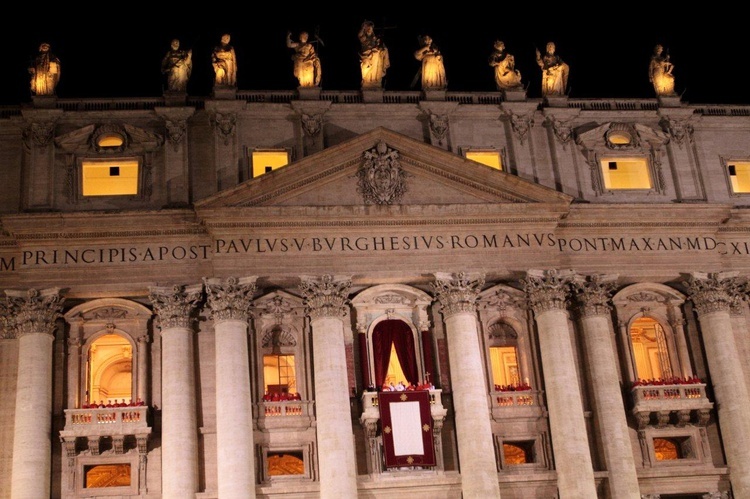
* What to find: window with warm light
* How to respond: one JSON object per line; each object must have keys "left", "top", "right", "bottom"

{"left": 252, "top": 150, "right": 290, "bottom": 178}
{"left": 383, "top": 343, "right": 408, "bottom": 387}
{"left": 87, "top": 334, "right": 133, "bottom": 406}
{"left": 600, "top": 157, "right": 652, "bottom": 190}
{"left": 630, "top": 317, "right": 673, "bottom": 380}
{"left": 82, "top": 160, "right": 139, "bottom": 196}
{"left": 503, "top": 441, "right": 535, "bottom": 464}
{"left": 263, "top": 354, "right": 296, "bottom": 395}
{"left": 465, "top": 150, "right": 502, "bottom": 171}
{"left": 653, "top": 437, "right": 693, "bottom": 461}
{"left": 490, "top": 346, "right": 520, "bottom": 387}
{"left": 267, "top": 451, "right": 305, "bottom": 476}
{"left": 728, "top": 162, "right": 750, "bottom": 193}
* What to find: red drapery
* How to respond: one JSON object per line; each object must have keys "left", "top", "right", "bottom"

{"left": 373, "top": 320, "right": 419, "bottom": 388}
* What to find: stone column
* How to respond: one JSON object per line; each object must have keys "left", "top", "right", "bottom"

{"left": 523, "top": 270, "right": 597, "bottom": 499}
{"left": 204, "top": 276, "right": 258, "bottom": 499}
{"left": 432, "top": 272, "right": 501, "bottom": 499}
{"left": 66, "top": 336, "right": 81, "bottom": 408}
{"left": 572, "top": 274, "right": 640, "bottom": 499}
{"left": 684, "top": 272, "right": 750, "bottom": 498}
{"left": 136, "top": 335, "right": 150, "bottom": 405}
{"left": 149, "top": 283, "right": 203, "bottom": 498}
{"left": 299, "top": 275, "right": 358, "bottom": 499}
{"left": 4, "top": 288, "right": 63, "bottom": 499}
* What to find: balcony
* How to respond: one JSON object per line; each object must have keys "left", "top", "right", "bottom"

{"left": 490, "top": 389, "right": 544, "bottom": 421}
{"left": 631, "top": 383, "right": 713, "bottom": 428}
{"left": 59, "top": 406, "right": 151, "bottom": 457}
{"left": 254, "top": 399, "right": 315, "bottom": 431}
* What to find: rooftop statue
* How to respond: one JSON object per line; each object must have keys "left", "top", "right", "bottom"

{"left": 161, "top": 39, "right": 192, "bottom": 93}
{"left": 358, "top": 20, "right": 390, "bottom": 89}
{"left": 649, "top": 44, "right": 676, "bottom": 96}
{"left": 536, "top": 41, "right": 569, "bottom": 97}
{"left": 286, "top": 30, "right": 322, "bottom": 88}
{"left": 413, "top": 35, "right": 447, "bottom": 91}
{"left": 489, "top": 40, "right": 522, "bottom": 91}
{"left": 212, "top": 33, "right": 237, "bottom": 87}
{"left": 29, "top": 43, "right": 61, "bottom": 96}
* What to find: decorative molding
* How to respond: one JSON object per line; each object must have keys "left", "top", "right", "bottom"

{"left": 203, "top": 276, "right": 257, "bottom": 322}
{"left": 428, "top": 112, "right": 449, "bottom": 145}
{"left": 212, "top": 112, "right": 236, "bottom": 145}
{"left": 432, "top": 271, "right": 485, "bottom": 318}
{"left": 258, "top": 295, "right": 294, "bottom": 323}
{"left": 356, "top": 140, "right": 409, "bottom": 205}
{"left": 659, "top": 116, "right": 694, "bottom": 148}
{"left": 165, "top": 119, "right": 187, "bottom": 149}
{"left": 683, "top": 271, "right": 745, "bottom": 315}
{"left": 261, "top": 325, "right": 297, "bottom": 348}
{"left": 149, "top": 284, "right": 203, "bottom": 329}
{"left": 480, "top": 289, "right": 525, "bottom": 311}
{"left": 300, "top": 113, "right": 323, "bottom": 137}
{"left": 523, "top": 269, "right": 573, "bottom": 314}
{"left": 546, "top": 116, "right": 573, "bottom": 148}
{"left": 508, "top": 112, "right": 533, "bottom": 144}
{"left": 571, "top": 274, "right": 618, "bottom": 317}
{"left": 299, "top": 274, "right": 352, "bottom": 319}
{"left": 626, "top": 292, "right": 664, "bottom": 303}
{"left": 24, "top": 121, "right": 56, "bottom": 148}
{"left": 487, "top": 321, "right": 518, "bottom": 340}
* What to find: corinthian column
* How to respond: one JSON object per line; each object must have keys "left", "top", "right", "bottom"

{"left": 523, "top": 270, "right": 597, "bottom": 499}
{"left": 4, "top": 288, "right": 63, "bottom": 499}
{"left": 432, "top": 272, "right": 501, "bottom": 498}
{"left": 572, "top": 274, "right": 640, "bottom": 499}
{"left": 684, "top": 272, "right": 750, "bottom": 497}
{"left": 299, "top": 275, "right": 358, "bottom": 499}
{"left": 204, "top": 276, "right": 257, "bottom": 499}
{"left": 149, "top": 283, "right": 203, "bottom": 498}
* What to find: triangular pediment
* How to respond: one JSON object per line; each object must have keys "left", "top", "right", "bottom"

{"left": 195, "top": 127, "right": 573, "bottom": 210}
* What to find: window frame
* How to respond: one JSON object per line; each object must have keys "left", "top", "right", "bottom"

{"left": 250, "top": 148, "right": 293, "bottom": 178}
{"left": 461, "top": 146, "right": 505, "bottom": 172}
{"left": 722, "top": 157, "right": 750, "bottom": 196}
{"left": 80, "top": 157, "right": 142, "bottom": 198}
{"left": 599, "top": 155, "right": 655, "bottom": 192}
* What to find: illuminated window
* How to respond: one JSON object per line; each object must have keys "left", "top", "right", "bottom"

{"left": 607, "top": 132, "right": 633, "bottom": 145}
{"left": 728, "top": 162, "right": 750, "bottom": 193}
{"left": 490, "top": 346, "right": 520, "bottom": 387}
{"left": 263, "top": 354, "right": 296, "bottom": 395}
{"left": 96, "top": 134, "right": 125, "bottom": 148}
{"left": 653, "top": 437, "right": 693, "bottom": 461}
{"left": 84, "top": 463, "right": 131, "bottom": 488}
{"left": 252, "top": 150, "right": 290, "bottom": 178}
{"left": 503, "top": 441, "right": 535, "bottom": 464}
{"left": 87, "top": 334, "right": 133, "bottom": 406}
{"left": 82, "top": 160, "right": 139, "bottom": 196}
{"left": 465, "top": 150, "right": 502, "bottom": 171}
{"left": 630, "top": 317, "right": 673, "bottom": 380}
{"left": 600, "top": 157, "right": 652, "bottom": 190}
{"left": 267, "top": 451, "right": 305, "bottom": 476}
{"left": 383, "top": 343, "right": 408, "bottom": 387}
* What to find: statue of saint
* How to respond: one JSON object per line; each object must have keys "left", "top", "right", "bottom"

{"left": 161, "top": 39, "right": 192, "bottom": 93}
{"left": 649, "top": 44, "right": 676, "bottom": 96}
{"left": 212, "top": 33, "right": 237, "bottom": 87}
{"left": 358, "top": 20, "right": 390, "bottom": 89}
{"left": 29, "top": 43, "right": 61, "bottom": 96}
{"left": 286, "top": 31, "right": 322, "bottom": 88}
{"left": 489, "top": 40, "right": 522, "bottom": 91}
{"left": 413, "top": 35, "right": 447, "bottom": 91}
{"left": 535, "top": 41, "right": 569, "bottom": 97}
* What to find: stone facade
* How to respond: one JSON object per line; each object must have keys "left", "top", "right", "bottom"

{"left": 0, "top": 85, "right": 746, "bottom": 498}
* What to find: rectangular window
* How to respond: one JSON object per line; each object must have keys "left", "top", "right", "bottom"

{"left": 263, "top": 354, "right": 296, "bottom": 395}
{"left": 267, "top": 450, "right": 305, "bottom": 476}
{"left": 82, "top": 160, "right": 139, "bottom": 196}
{"left": 465, "top": 150, "right": 502, "bottom": 171}
{"left": 503, "top": 441, "right": 536, "bottom": 465}
{"left": 600, "top": 157, "right": 652, "bottom": 190}
{"left": 252, "top": 150, "right": 290, "bottom": 178}
{"left": 489, "top": 346, "right": 519, "bottom": 388}
{"left": 728, "top": 161, "right": 750, "bottom": 193}
{"left": 83, "top": 463, "right": 131, "bottom": 488}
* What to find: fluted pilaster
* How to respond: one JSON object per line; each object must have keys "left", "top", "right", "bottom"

{"left": 299, "top": 275, "right": 358, "bottom": 499}
{"left": 684, "top": 272, "right": 750, "bottom": 498}
{"left": 432, "top": 272, "right": 501, "bottom": 499}
{"left": 6, "top": 288, "right": 63, "bottom": 499}
{"left": 523, "top": 270, "right": 597, "bottom": 499}
{"left": 572, "top": 274, "right": 640, "bottom": 499}
{"left": 204, "top": 276, "right": 257, "bottom": 499}
{"left": 149, "top": 283, "right": 203, "bottom": 498}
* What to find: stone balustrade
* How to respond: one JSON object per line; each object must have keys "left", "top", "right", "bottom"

{"left": 61, "top": 406, "right": 150, "bottom": 437}
{"left": 631, "top": 383, "right": 714, "bottom": 428}
{"left": 255, "top": 400, "right": 316, "bottom": 431}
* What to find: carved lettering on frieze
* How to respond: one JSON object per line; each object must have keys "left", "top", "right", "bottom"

{"left": 356, "top": 140, "right": 409, "bottom": 205}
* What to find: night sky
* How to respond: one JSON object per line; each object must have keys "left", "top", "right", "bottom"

{"left": 0, "top": 9, "right": 743, "bottom": 106}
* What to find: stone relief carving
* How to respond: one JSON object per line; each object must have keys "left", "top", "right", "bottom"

{"left": 261, "top": 325, "right": 297, "bottom": 348}
{"left": 212, "top": 112, "right": 236, "bottom": 145}
{"left": 571, "top": 274, "right": 618, "bottom": 317}
{"left": 165, "top": 119, "right": 187, "bottom": 149}
{"left": 88, "top": 307, "right": 129, "bottom": 320}
{"left": 487, "top": 321, "right": 518, "bottom": 340}
{"left": 626, "top": 292, "right": 664, "bottom": 303}
{"left": 301, "top": 113, "right": 323, "bottom": 137}
{"left": 299, "top": 274, "right": 352, "bottom": 319}
{"left": 203, "top": 276, "right": 257, "bottom": 322}
{"left": 481, "top": 289, "right": 525, "bottom": 311}
{"left": 522, "top": 269, "right": 574, "bottom": 314}
{"left": 428, "top": 112, "right": 449, "bottom": 145}
{"left": 546, "top": 116, "right": 573, "bottom": 148}
{"left": 23, "top": 121, "right": 56, "bottom": 148}
{"left": 659, "top": 116, "right": 694, "bottom": 147}
{"left": 149, "top": 284, "right": 203, "bottom": 330}
{"left": 3, "top": 288, "right": 64, "bottom": 337}
{"left": 508, "top": 112, "right": 533, "bottom": 144}
{"left": 356, "top": 140, "right": 409, "bottom": 205}
{"left": 683, "top": 271, "right": 745, "bottom": 315}
{"left": 432, "top": 271, "right": 486, "bottom": 317}
{"left": 259, "top": 295, "right": 294, "bottom": 323}
{"left": 374, "top": 294, "right": 409, "bottom": 305}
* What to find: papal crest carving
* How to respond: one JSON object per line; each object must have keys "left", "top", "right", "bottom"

{"left": 356, "top": 140, "right": 408, "bottom": 205}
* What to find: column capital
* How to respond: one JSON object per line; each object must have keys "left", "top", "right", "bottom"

{"left": 149, "top": 283, "right": 203, "bottom": 329}
{"left": 203, "top": 276, "right": 257, "bottom": 322}
{"left": 522, "top": 269, "right": 573, "bottom": 314}
{"left": 431, "top": 272, "right": 485, "bottom": 319}
{"left": 683, "top": 271, "right": 744, "bottom": 315}
{"left": 299, "top": 274, "right": 352, "bottom": 319}
{"left": 571, "top": 273, "right": 618, "bottom": 318}
{"left": 2, "top": 288, "right": 64, "bottom": 337}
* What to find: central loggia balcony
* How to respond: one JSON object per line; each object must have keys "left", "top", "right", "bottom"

{"left": 630, "top": 381, "right": 714, "bottom": 428}
{"left": 59, "top": 406, "right": 152, "bottom": 456}
{"left": 254, "top": 400, "right": 316, "bottom": 431}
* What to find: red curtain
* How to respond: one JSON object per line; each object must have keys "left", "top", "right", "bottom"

{"left": 373, "top": 320, "right": 419, "bottom": 387}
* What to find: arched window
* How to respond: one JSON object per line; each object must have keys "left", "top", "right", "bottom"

{"left": 87, "top": 333, "right": 133, "bottom": 406}
{"left": 488, "top": 321, "right": 523, "bottom": 389}
{"left": 630, "top": 316, "right": 673, "bottom": 380}
{"left": 372, "top": 320, "right": 419, "bottom": 389}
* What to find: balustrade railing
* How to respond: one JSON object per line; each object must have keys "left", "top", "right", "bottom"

{"left": 62, "top": 406, "right": 149, "bottom": 437}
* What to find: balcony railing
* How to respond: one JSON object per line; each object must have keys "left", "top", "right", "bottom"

{"left": 61, "top": 406, "right": 150, "bottom": 438}
{"left": 254, "top": 400, "right": 315, "bottom": 431}
{"left": 490, "top": 389, "right": 543, "bottom": 421}
{"left": 631, "top": 383, "right": 713, "bottom": 427}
